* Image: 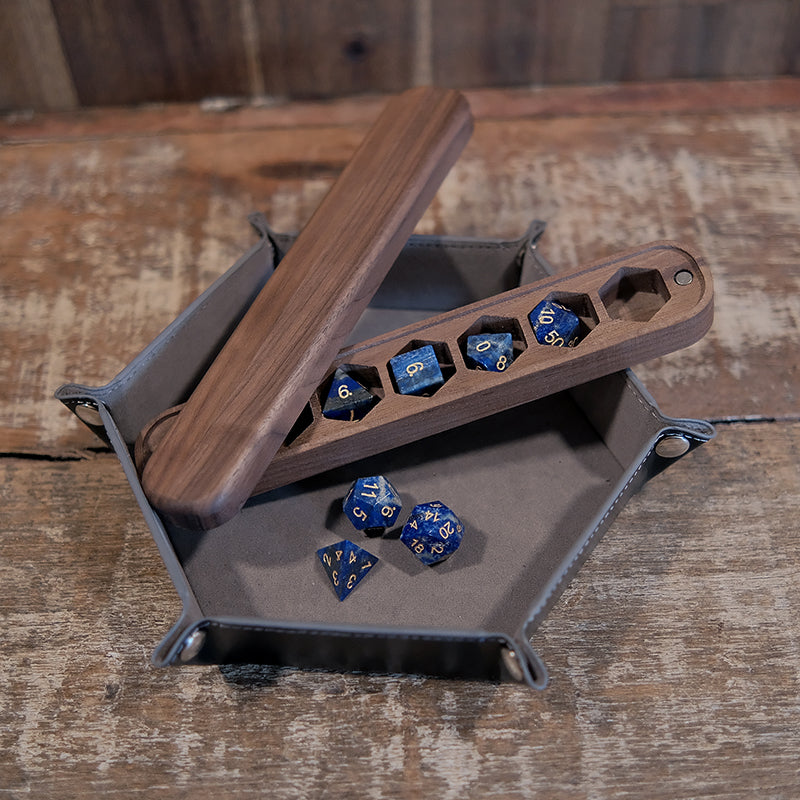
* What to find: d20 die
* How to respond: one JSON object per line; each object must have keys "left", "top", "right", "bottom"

{"left": 389, "top": 345, "right": 444, "bottom": 396}
{"left": 317, "top": 540, "right": 378, "bottom": 601}
{"left": 529, "top": 299, "right": 580, "bottom": 347}
{"left": 400, "top": 501, "right": 464, "bottom": 565}
{"left": 466, "top": 332, "right": 514, "bottom": 372}
{"left": 343, "top": 475, "right": 402, "bottom": 530}
{"left": 322, "top": 367, "right": 377, "bottom": 421}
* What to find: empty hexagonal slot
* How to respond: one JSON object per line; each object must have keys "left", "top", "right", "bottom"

{"left": 528, "top": 292, "right": 598, "bottom": 347}
{"left": 318, "top": 364, "right": 383, "bottom": 422}
{"left": 456, "top": 315, "right": 527, "bottom": 372}
{"left": 388, "top": 340, "right": 455, "bottom": 397}
{"left": 599, "top": 268, "right": 670, "bottom": 322}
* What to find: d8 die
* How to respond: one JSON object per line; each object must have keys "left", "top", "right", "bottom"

{"left": 529, "top": 299, "right": 580, "bottom": 347}
{"left": 389, "top": 345, "right": 444, "bottom": 396}
{"left": 466, "top": 332, "right": 514, "bottom": 372}
{"left": 400, "top": 501, "right": 464, "bottom": 565}
{"left": 322, "top": 367, "right": 377, "bottom": 421}
{"left": 317, "top": 539, "right": 378, "bottom": 601}
{"left": 343, "top": 475, "right": 402, "bottom": 530}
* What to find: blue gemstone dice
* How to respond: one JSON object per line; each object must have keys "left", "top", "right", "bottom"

{"left": 400, "top": 501, "right": 464, "bottom": 565}
{"left": 389, "top": 345, "right": 444, "bottom": 396}
{"left": 322, "top": 367, "right": 377, "bottom": 421}
{"left": 529, "top": 299, "right": 581, "bottom": 347}
{"left": 343, "top": 475, "right": 402, "bottom": 530}
{"left": 317, "top": 539, "right": 378, "bottom": 600}
{"left": 465, "top": 333, "right": 514, "bottom": 372}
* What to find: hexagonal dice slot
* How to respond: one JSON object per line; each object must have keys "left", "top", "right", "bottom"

{"left": 528, "top": 292, "right": 598, "bottom": 348}
{"left": 599, "top": 267, "right": 670, "bottom": 322}
{"left": 388, "top": 340, "right": 455, "bottom": 397}
{"left": 319, "top": 364, "right": 383, "bottom": 422}
{"left": 456, "top": 315, "right": 527, "bottom": 372}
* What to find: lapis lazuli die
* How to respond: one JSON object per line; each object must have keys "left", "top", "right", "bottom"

{"left": 317, "top": 539, "right": 378, "bottom": 601}
{"left": 400, "top": 501, "right": 464, "bottom": 565}
{"left": 389, "top": 345, "right": 444, "bottom": 396}
{"left": 529, "top": 299, "right": 581, "bottom": 347}
{"left": 322, "top": 367, "right": 377, "bottom": 421}
{"left": 466, "top": 333, "right": 514, "bottom": 372}
{"left": 343, "top": 475, "right": 402, "bottom": 530}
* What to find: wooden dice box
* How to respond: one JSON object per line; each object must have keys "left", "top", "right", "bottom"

{"left": 57, "top": 215, "right": 714, "bottom": 688}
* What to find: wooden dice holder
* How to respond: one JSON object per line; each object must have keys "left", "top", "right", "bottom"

{"left": 137, "top": 241, "right": 712, "bottom": 500}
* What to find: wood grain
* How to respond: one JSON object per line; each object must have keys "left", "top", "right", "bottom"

{"left": 0, "top": 0, "right": 78, "bottom": 112}
{"left": 140, "top": 87, "right": 473, "bottom": 529}
{"left": 2, "top": 422, "right": 799, "bottom": 797}
{"left": 253, "top": 0, "right": 415, "bottom": 99}
{"left": 50, "top": 0, "right": 251, "bottom": 106}
{"left": 136, "top": 242, "right": 713, "bottom": 495}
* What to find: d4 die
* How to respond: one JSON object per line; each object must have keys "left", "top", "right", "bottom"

{"left": 317, "top": 540, "right": 378, "bottom": 601}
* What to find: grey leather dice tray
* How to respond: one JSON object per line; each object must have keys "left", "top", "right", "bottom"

{"left": 56, "top": 214, "right": 714, "bottom": 689}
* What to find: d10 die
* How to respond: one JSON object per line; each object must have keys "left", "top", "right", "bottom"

{"left": 529, "top": 299, "right": 580, "bottom": 347}
{"left": 400, "top": 501, "right": 464, "bottom": 565}
{"left": 466, "top": 332, "right": 514, "bottom": 372}
{"left": 317, "top": 539, "right": 378, "bottom": 601}
{"left": 343, "top": 475, "right": 402, "bottom": 530}
{"left": 322, "top": 367, "right": 377, "bottom": 421}
{"left": 389, "top": 345, "right": 444, "bottom": 396}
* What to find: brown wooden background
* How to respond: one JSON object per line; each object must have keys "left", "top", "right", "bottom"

{"left": 2, "top": 0, "right": 800, "bottom": 112}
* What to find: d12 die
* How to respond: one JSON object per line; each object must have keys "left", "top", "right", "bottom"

{"left": 466, "top": 332, "right": 514, "bottom": 372}
{"left": 389, "top": 345, "right": 444, "bottom": 396}
{"left": 317, "top": 539, "right": 378, "bottom": 601}
{"left": 400, "top": 501, "right": 464, "bottom": 565}
{"left": 343, "top": 475, "right": 402, "bottom": 530}
{"left": 322, "top": 367, "right": 377, "bottom": 421}
{"left": 529, "top": 299, "right": 580, "bottom": 347}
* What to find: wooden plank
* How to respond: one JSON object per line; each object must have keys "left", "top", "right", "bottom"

{"left": 50, "top": 0, "right": 250, "bottom": 106}
{"left": 431, "top": 0, "right": 540, "bottom": 88}
{"left": 603, "top": 3, "right": 693, "bottom": 81}
{"left": 0, "top": 0, "right": 78, "bottom": 111}
{"left": 784, "top": 0, "right": 800, "bottom": 74}
{"left": 602, "top": 1, "right": 797, "bottom": 82}
{"left": 705, "top": 0, "right": 793, "bottom": 78}
{"left": 1, "top": 421, "right": 798, "bottom": 796}
{"left": 253, "top": 0, "right": 415, "bottom": 98}
{"left": 539, "top": 0, "right": 612, "bottom": 84}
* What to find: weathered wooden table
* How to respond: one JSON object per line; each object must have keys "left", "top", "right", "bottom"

{"left": 2, "top": 80, "right": 799, "bottom": 798}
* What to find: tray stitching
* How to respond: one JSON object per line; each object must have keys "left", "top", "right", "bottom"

{"left": 404, "top": 240, "right": 518, "bottom": 252}
{"left": 203, "top": 620, "right": 507, "bottom": 645}
{"left": 627, "top": 376, "right": 667, "bottom": 426}
{"left": 525, "top": 432, "right": 707, "bottom": 632}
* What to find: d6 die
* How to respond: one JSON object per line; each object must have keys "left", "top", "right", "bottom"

{"left": 317, "top": 539, "right": 378, "bottom": 601}
{"left": 389, "top": 345, "right": 444, "bottom": 396}
{"left": 529, "top": 299, "right": 580, "bottom": 347}
{"left": 466, "top": 332, "right": 514, "bottom": 372}
{"left": 322, "top": 367, "right": 377, "bottom": 421}
{"left": 343, "top": 475, "right": 402, "bottom": 530}
{"left": 400, "top": 501, "right": 464, "bottom": 565}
